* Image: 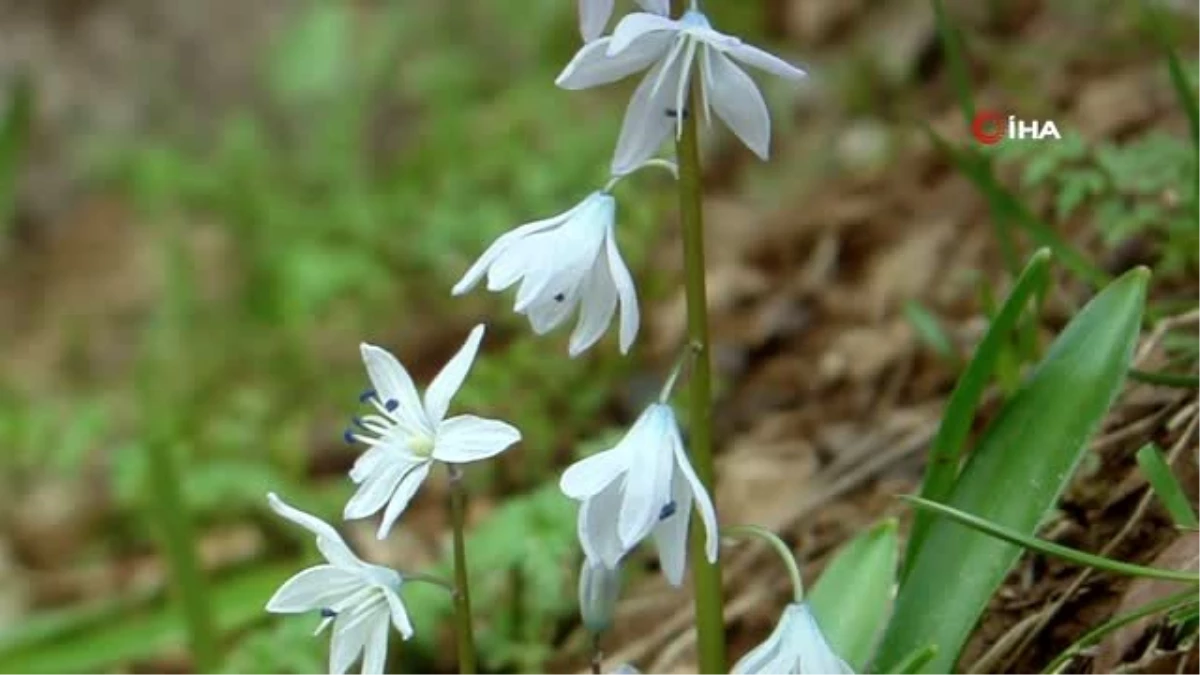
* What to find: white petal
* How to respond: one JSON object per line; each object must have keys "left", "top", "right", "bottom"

{"left": 560, "top": 448, "right": 627, "bottom": 499}
{"left": 791, "top": 604, "right": 855, "bottom": 674}
{"left": 525, "top": 293, "right": 580, "bottom": 335}
{"left": 557, "top": 34, "right": 673, "bottom": 90}
{"left": 329, "top": 606, "right": 379, "bottom": 675}
{"left": 487, "top": 236, "right": 544, "bottom": 293}
{"left": 359, "top": 344, "right": 432, "bottom": 435}
{"left": 268, "top": 493, "right": 363, "bottom": 569}
{"left": 384, "top": 587, "right": 416, "bottom": 640}
{"left": 344, "top": 460, "right": 411, "bottom": 520}
{"left": 652, "top": 471, "right": 693, "bottom": 587}
{"left": 617, "top": 406, "right": 674, "bottom": 549}
{"left": 611, "top": 58, "right": 679, "bottom": 175}
{"left": 579, "top": 0, "right": 614, "bottom": 42}
{"left": 635, "top": 0, "right": 669, "bottom": 15}
{"left": 265, "top": 565, "right": 364, "bottom": 613}
{"left": 568, "top": 255, "right": 618, "bottom": 357}
{"left": 349, "top": 445, "right": 387, "bottom": 484}
{"left": 607, "top": 12, "right": 679, "bottom": 55}
{"left": 727, "top": 43, "right": 807, "bottom": 81}
{"left": 669, "top": 419, "right": 720, "bottom": 563}
{"left": 423, "top": 324, "right": 485, "bottom": 423}
{"left": 359, "top": 616, "right": 390, "bottom": 675}
{"left": 452, "top": 209, "right": 576, "bottom": 296}
{"left": 434, "top": 415, "right": 521, "bottom": 463}
{"left": 376, "top": 461, "right": 432, "bottom": 539}
{"left": 704, "top": 50, "right": 771, "bottom": 159}
{"left": 604, "top": 223, "right": 640, "bottom": 353}
{"left": 579, "top": 481, "right": 627, "bottom": 568}
{"left": 731, "top": 610, "right": 791, "bottom": 675}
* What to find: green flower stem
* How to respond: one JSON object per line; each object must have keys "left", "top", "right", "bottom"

{"left": 140, "top": 383, "right": 218, "bottom": 671}
{"left": 723, "top": 525, "right": 805, "bottom": 603}
{"left": 671, "top": 1, "right": 727, "bottom": 670}
{"left": 447, "top": 464, "right": 478, "bottom": 674}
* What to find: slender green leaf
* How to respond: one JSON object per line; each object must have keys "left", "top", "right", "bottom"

{"left": 892, "top": 645, "right": 938, "bottom": 674}
{"left": 877, "top": 267, "right": 1149, "bottom": 672}
{"left": 903, "top": 249, "right": 1051, "bottom": 579}
{"left": 1043, "top": 588, "right": 1198, "bottom": 674}
{"left": 0, "top": 565, "right": 291, "bottom": 673}
{"left": 1140, "top": 0, "right": 1198, "bottom": 146}
{"left": 0, "top": 75, "right": 33, "bottom": 234}
{"left": 809, "top": 519, "right": 899, "bottom": 670}
{"left": 1128, "top": 367, "right": 1199, "bottom": 389}
{"left": 930, "top": 0, "right": 975, "bottom": 128}
{"left": 904, "top": 496, "right": 1199, "bottom": 583}
{"left": 927, "top": 128, "right": 1110, "bottom": 287}
{"left": 1136, "top": 444, "right": 1200, "bottom": 527}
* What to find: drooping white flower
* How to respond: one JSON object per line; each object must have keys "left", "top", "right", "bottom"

{"left": 265, "top": 493, "right": 413, "bottom": 675}
{"left": 559, "top": 403, "right": 718, "bottom": 585}
{"left": 344, "top": 324, "right": 521, "bottom": 537}
{"left": 577, "top": 0, "right": 669, "bottom": 42}
{"left": 732, "top": 603, "right": 854, "bottom": 675}
{"left": 557, "top": 9, "right": 807, "bottom": 174}
{"left": 451, "top": 192, "right": 639, "bottom": 356}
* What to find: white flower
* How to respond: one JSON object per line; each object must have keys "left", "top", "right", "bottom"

{"left": 579, "top": 558, "right": 622, "bottom": 633}
{"left": 559, "top": 403, "right": 718, "bottom": 585}
{"left": 732, "top": 603, "right": 854, "bottom": 675}
{"left": 578, "top": 0, "right": 669, "bottom": 42}
{"left": 556, "top": 10, "right": 807, "bottom": 174}
{"left": 344, "top": 324, "right": 521, "bottom": 537}
{"left": 451, "top": 192, "right": 639, "bottom": 356}
{"left": 265, "top": 493, "right": 413, "bottom": 675}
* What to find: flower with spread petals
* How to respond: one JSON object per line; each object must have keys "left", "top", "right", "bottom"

{"left": 451, "top": 192, "right": 639, "bottom": 356}
{"left": 559, "top": 403, "right": 718, "bottom": 585}
{"left": 578, "top": 0, "right": 669, "bottom": 42}
{"left": 343, "top": 324, "right": 520, "bottom": 537}
{"left": 265, "top": 493, "right": 413, "bottom": 675}
{"left": 557, "top": 9, "right": 807, "bottom": 174}
{"left": 732, "top": 603, "right": 854, "bottom": 675}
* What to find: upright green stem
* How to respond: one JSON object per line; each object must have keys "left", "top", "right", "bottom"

{"left": 447, "top": 464, "right": 478, "bottom": 674}
{"left": 671, "top": 1, "right": 727, "bottom": 669}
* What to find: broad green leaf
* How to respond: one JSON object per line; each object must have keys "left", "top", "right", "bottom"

{"left": 808, "top": 519, "right": 899, "bottom": 670}
{"left": 1136, "top": 444, "right": 1200, "bottom": 527}
{"left": 903, "top": 249, "right": 1051, "bottom": 579}
{"left": 877, "top": 267, "right": 1149, "bottom": 672}
{"left": 0, "top": 565, "right": 291, "bottom": 673}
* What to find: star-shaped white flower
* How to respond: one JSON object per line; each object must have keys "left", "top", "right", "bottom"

{"left": 265, "top": 493, "right": 413, "bottom": 675}
{"left": 577, "top": 0, "right": 669, "bottom": 42}
{"left": 559, "top": 403, "right": 718, "bottom": 585}
{"left": 451, "top": 192, "right": 639, "bottom": 356}
{"left": 344, "top": 324, "right": 521, "bottom": 538}
{"left": 557, "top": 9, "right": 807, "bottom": 174}
{"left": 732, "top": 603, "right": 854, "bottom": 675}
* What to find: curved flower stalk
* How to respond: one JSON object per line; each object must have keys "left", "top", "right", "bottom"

{"left": 578, "top": 0, "right": 669, "bottom": 42}
{"left": 265, "top": 493, "right": 413, "bottom": 675}
{"left": 343, "top": 324, "right": 521, "bottom": 537}
{"left": 557, "top": 9, "right": 808, "bottom": 174}
{"left": 560, "top": 402, "right": 719, "bottom": 585}
{"left": 452, "top": 192, "right": 639, "bottom": 356}
{"left": 731, "top": 603, "right": 854, "bottom": 675}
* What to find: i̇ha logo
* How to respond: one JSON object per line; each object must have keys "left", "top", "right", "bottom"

{"left": 971, "top": 110, "right": 1062, "bottom": 145}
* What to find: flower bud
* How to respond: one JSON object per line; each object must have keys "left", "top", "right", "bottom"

{"left": 578, "top": 559, "right": 621, "bottom": 634}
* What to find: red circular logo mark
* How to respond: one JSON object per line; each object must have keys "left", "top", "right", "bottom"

{"left": 971, "top": 110, "right": 1005, "bottom": 145}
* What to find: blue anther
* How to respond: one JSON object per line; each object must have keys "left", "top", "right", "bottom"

{"left": 359, "top": 389, "right": 377, "bottom": 403}
{"left": 320, "top": 607, "right": 337, "bottom": 618}
{"left": 658, "top": 501, "right": 677, "bottom": 521}
{"left": 352, "top": 416, "right": 369, "bottom": 430}
{"left": 343, "top": 429, "right": 357, "bottom": 444}
{"left": 384, "top": 399, "right": 399, "bottom": 412}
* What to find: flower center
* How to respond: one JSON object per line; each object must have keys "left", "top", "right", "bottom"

{"left": 409, "top": 434, "right": 435, "bottom": 458}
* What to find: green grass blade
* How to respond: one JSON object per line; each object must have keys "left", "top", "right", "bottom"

{"left": 1042, "top": 588, "right": 1199, "bottom": 674}
{"left": 926, "top": 128, "right": 1110, "bottom": 288}
{"left": 1140, "top": 0, "right": 1198, "bottom": 145}
{"left": 1128, "top": 368, "right": 1200, "bottom": 389}
{"left": 892, "top": 645, "right": 938, "bottom": 674}
{"left": 904, "top": 300, "right": 960, "bottom": 366}
{"left": 0, "top": 565, "right": 291, "bottom": 672}
{"left": 0, "top": 74, "right": 32, "bottom": 236}
{"left": 808, "top": 519, "right": 899, "bottom": 670}
{"left": 876, "top": 267, "right": 1150, "bottom": 672}
{"left": 1136, "top": 443, "right": 1200, "bottom": 528}
{"left": 930, "top": 0, "right": 975, "bottom": 128}
{"left": 903, "top": 496, "right": 1198, "bottom": 583}
{"left": 902, "top": 249, "right": 1052, "bottom": 580}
